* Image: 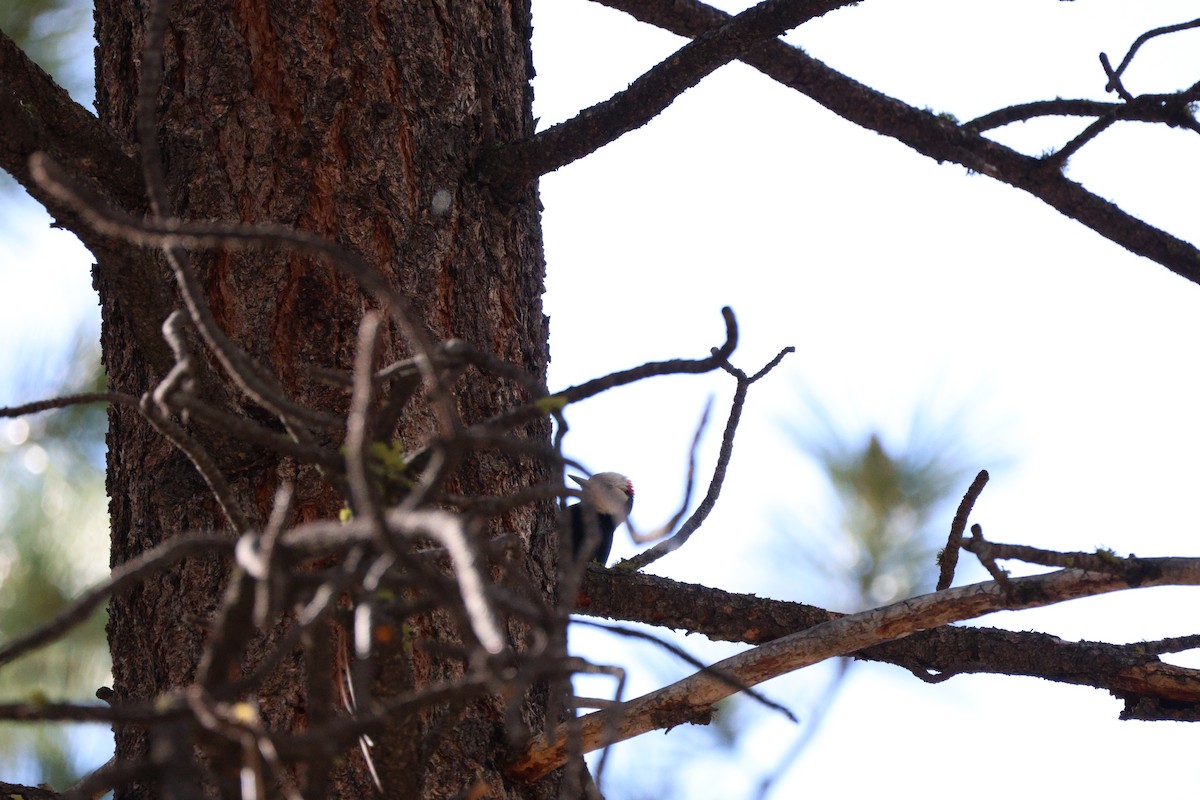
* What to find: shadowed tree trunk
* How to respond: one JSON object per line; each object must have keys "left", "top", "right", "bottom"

{"left": 93, "top": 1, "right": 554, "bottom": 796}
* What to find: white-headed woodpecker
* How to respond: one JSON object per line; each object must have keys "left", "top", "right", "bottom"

{"left": 566, "top": 472, "right": 634, "bottom": 565}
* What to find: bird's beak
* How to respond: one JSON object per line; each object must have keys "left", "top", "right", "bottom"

{"left": 569, "top": 474, "right": 588, "bottom": 488}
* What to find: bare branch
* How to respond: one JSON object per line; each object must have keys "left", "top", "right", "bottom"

{"left": 622, "top": 347, "right": 794, "bottom": 570}
{"left": 280, "top": 508, "right": 510, "bottom": 657}
{"left": 0, "top": 28, "right": 144, "bottom": 211}
{"left": 1135, "top": 633, "right": 1200, "bottom": 657}
{"left": 967, "top": 99, "right": 1122, "bottom": 131}
{"left": 513, "top": 558, "right": 1200, "bottom": 781}
{"left": 594, "top": 0, "right": 1200, "bottom": 285}
{"left": 0, "top": 392, "right": 140, "bottom": 417}
{"left": 407, "top": 306, "right": 739, "bottom": 472}
{"left": 577, "top": 568, "right": 1200, "bottom": 715}
{"left": 936, "top": 469, "right": 989, "bottom": 590}
{"left": 395, "top": 511, "right": 508, "bottom": 657}
{"left": 560, "top": 306, "right": 739, "bottom": 404}
{"left": 0, "top": 532, "right": 232, "bottom": 668}
{"left": 63, "top": 757, "right": 153, "bottom": 800}
{"left": 967, "top": 93, "right": 1199, "bottom": 135}
{"left": 1101, "top": 18, "right": 1200, "bottom": 97}
{"left": 481, "top": 0, "right": 858, "bottom": 187}
{"left": 960, "top": 531, "right": 1163, "bottom": 581}
{"left": 962, "top": 523, "right": 1013, "bottom": 589}
{"left": 344, "top": 311, "right": 389, "bottom": 538}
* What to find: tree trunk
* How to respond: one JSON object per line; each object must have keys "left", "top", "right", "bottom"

{"left": 93, "top": 1, "right": 552, "bottom": 796}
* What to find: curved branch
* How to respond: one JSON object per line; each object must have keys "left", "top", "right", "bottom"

{"left": 409, "top": 306, "right": 739, "bottom": 466}
{"left": 621, "top": 346, "right": 794, "bottom": 570}
{"left": 557, "top": 305, "right": 738, "bottom": 404}
{"left": 967, "top": 99, "right": 1124, "bottom": 132}
{"left": 1101, "top": 18, "right": 1200, "bottom": 96}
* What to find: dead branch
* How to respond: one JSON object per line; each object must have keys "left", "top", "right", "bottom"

{"left": 512, "top": 557, "right": 1200, "bottom": 781}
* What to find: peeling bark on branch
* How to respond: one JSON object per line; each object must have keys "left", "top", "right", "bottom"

{"left": 511, "top": 561, "right": 1200, "bottom": 781}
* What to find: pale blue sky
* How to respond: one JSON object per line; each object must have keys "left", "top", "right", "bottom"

{"left": 534, "top": 2, "right": 1200, "bottom": 797}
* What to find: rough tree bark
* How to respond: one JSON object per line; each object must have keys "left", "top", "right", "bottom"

{"left": 92, "top": 1, "right": 553, "bottom": 797}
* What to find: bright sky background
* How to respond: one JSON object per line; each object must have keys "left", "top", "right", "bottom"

{"left": 533, "top": 1, "right": 1200, "bottom": 797}
{"left": 2, "top": 1, "right": 1198, "bottom": 796}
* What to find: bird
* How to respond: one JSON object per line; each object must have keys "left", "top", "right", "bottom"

{"left": 565, "top": 472, "right": 634, "bottom": 565}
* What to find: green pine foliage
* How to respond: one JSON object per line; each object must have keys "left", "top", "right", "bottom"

{"left": 0, "top": 336, "right": 111, "bottom": 788}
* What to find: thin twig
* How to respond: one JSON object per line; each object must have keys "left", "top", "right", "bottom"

{"left": 0, "top": 532, "right": 232, "bottom": 667}
{"left": 1101, "top": 18, "right": 1200, "bottom": 96}
{"left": 0, "top": 392, "right": 140, "bottom": 417}
{"left": 557, "top": 307, "right": 738, "bottom": 404}
{"left": 961, "top": 532, "right": 1158, "bottom": 581}
{"left": 28, "top": 153, "right": 459, "bottom": 438}
{"left": 962, "top": 524, "right": 1012, "bottom": 591}
{"left": 344, "top": 312, "right": 389, "bottom": 540}
{"left": 622, "top": 346, "right": 794, "bottom": 570}
{"left": 400, "top": 306, "right": 740, "bottom": 477}
{"left": 63, "top": 756, "right": 154, "bottom": 800}
{"left": 138, "top": 393, "right": 252, "bottom": 533}
{"left": 572, "top": 618, "right": 796, "bottom": 720}
{"left": 1041, "top": 116, "right": 1116, "bottom": 171}
{"left": 936, "top": 469, "right": 989, "bottom": 591}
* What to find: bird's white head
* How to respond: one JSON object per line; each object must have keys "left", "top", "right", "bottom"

{"left": 571, "top": 472, "right": 634, "bottom": 522}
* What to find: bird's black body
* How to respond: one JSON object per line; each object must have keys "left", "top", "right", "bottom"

{"left": 564, "top": 472, "right": 634, "bottom": 565}
{"left": 568, "top": 502, "right": 620, "bottom": 565}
